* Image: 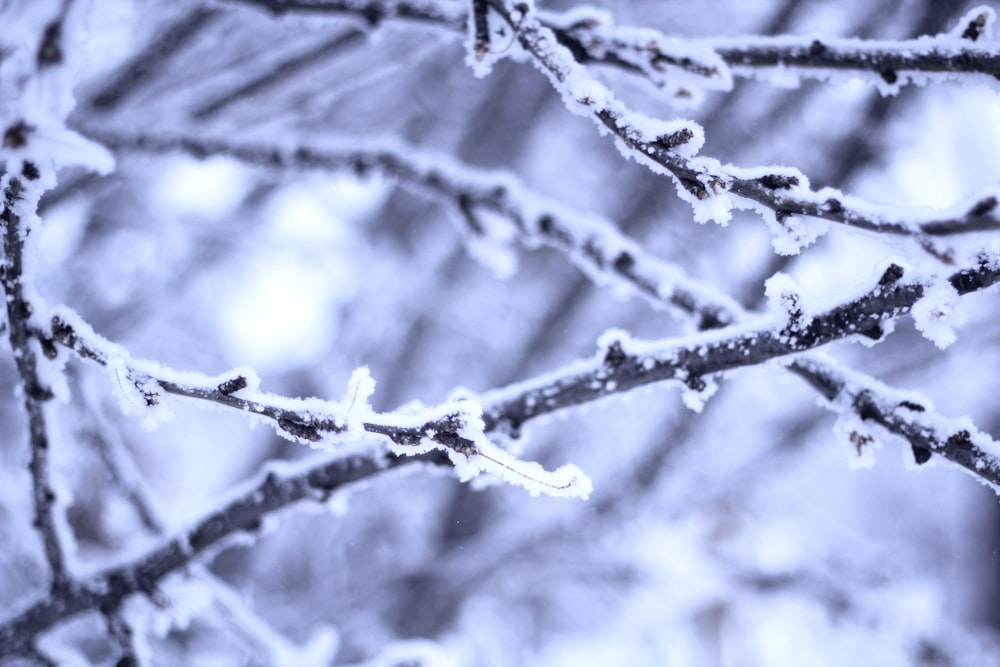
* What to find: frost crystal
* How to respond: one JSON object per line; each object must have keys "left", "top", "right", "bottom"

{"left": 911, "top": 280, "right": 965, "bottom": 349}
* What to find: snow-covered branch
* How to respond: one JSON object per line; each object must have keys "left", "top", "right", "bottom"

{"left": 0, "top": 449, "right": 441, "bottom": 659}
{"left": 476, "top": 255, "right": 999, "bottom": 427}
{"left": 1, "top": 174, "right": 68, "bottom": 591}
{"left": 791, "top": 358, "right": 1000, "bottom": 486}
{"left": 85, "top": 128, "right": 742, "bottom": 328}
{"left": 554, "top": 4, "right": 1000, "bottom": 94}
{"left": 0, "top": 0, "right": 117, "bottom": 594}
{"left": 223, "top": 1, "right": 1000, "bottom": 95}
{"left": 474, "top": 1, "right": 1000, "bottom": 253}
{"left": 84, "top": 128, "right": 1000, "bottom": 489}
{"left": 48, "top": 309, "right": 591, "bottom": 500}
{"left": 710, "top": 5, "right": 1000, "bottom": 93}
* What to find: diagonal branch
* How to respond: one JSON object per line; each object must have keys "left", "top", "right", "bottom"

{"left": 84, "top": 128, "right": 742, "bottom": 329}
{"left": 482, "top": 0, "right": 1000, "bottom": 249}
{"left": 476, "top": 257, "right": 1000, "bottom": 436}
{"left": 83, "top": 128, "right": 1000, "bottom": 488}
{"left": 47, "top": 309, "right": 590, "bottom": 499}
{"left": 0, "top": 449, "right": 446, "bottom": 658}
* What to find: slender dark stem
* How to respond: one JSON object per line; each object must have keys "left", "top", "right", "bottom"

{"left": 224, "top": 0, "right": 1000, "bottom": 83}
{"left": 87, "top": 8, "right": 222, "bottom": 111}
{"left": 0, "top": 450, "right": 446, "bottom": 657}
{"left": 714, "top": 38, "right": 1000, "bottom": 82}
{"left": 1, "top": 176, "right": 68, "bottom": 593}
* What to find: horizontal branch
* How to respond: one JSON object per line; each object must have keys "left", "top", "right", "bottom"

{"left": 711, "top": 5, "right": 1000, "bottom": 88}
{"left": 223, "top": 0, "right": 1000, "bottom": 91}
{"left": 557, "top": 5, "right": 1000, "bottom": 91}
{"left": 0, "top": 449, "right": 444, "bottom": 657}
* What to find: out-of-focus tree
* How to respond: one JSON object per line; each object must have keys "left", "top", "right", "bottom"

{"left": 3, "top": 0, "right": 1000, "bottom": 664}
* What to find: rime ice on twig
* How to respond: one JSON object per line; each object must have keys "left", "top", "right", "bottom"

{"left": 792, "top": 357, "right": 1000, "bottom": 489}
{"left": 50, "top": 308, "right": 592, "bottom": 499}
{"left": 475, "top": 1, "right": 1000, "bottom": 252}
{"left": 0, "top": 449, "right": 442, "bottom": 657}
{"left": 87, "top": 127, "right": 1000, "bottom": 489}
{"left": 709, "top": 5, "right": 1000, "bottom": 94}
{"left": 478, "top": 257, "right": 1000, "bottom": 434}
{"left": 226, "top": 1, "right": 1000, "bottom": 94}
{"left": 88, "top": 128, "right": 742, "bottom": 328}
{"left": 0, "top": 0, "right": 113, "bottom": 595}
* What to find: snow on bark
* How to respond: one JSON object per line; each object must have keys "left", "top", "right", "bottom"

{"left": 51, "top": 306, "right": 593, "bottom": 499}
{"left": 708, "top": 5, "right": 1000, "bottom": 95}
{"left": 911, "top": 278, "right": 966, "bottom": 349}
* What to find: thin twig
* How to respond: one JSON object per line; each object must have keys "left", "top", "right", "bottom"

{"left": 0, "top": 450, "right": 446, "bottom": 657}
{"left": 223, "top": 0, "right": 1000, "bottom": 85}
{"left": 488, "top": 1, "right": 1000, "bottom": 244}
{"left": 216, "top": 1, "right": 1000, "bottom": 241}
{"left": 1, "top": 176, "right": 68, "bottom": 592}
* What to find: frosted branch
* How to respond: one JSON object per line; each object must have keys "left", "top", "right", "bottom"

{"left": 479, "top": 256, "right": 1000, "bottom": 433}
{"left": 791, "top": 358, "right": 1000, "bottom": 487}
{"left": 1, "top": 176, "right": 67, "bottom": 590}
{"left": 476, "top": 1, "right": 1000, "bottom": 251}
{"left": 0, "top": 450, "right": 442, "bottom": 658}
{"left": 86, "top": 128, "right": 742, "bottom": 328}
{"left": 222, "top": 1, "right": 1000, "bottom": 94}
{"left": 48, "top": 310, "right": 591, "bottom": 499}
{"left": 85, "top": 128, "right": 1000, "bottom": 489}
{"left": 709, "top": 6, "right": 1000, "bottom": 93}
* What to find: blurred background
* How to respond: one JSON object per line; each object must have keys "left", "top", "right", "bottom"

{"left": 4, "top": 0, "right": 1000, "bottom": 664}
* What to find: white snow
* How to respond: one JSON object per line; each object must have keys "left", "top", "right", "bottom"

{"left": 911, "top": 279, "right": 965, "bottom": 349}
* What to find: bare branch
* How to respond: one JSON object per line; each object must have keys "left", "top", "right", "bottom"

{"left": 87, "top": 8, "right": 223, "bottom": 112}
{"left": 223, "top": 0, "right": 467, "bottom": 29}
